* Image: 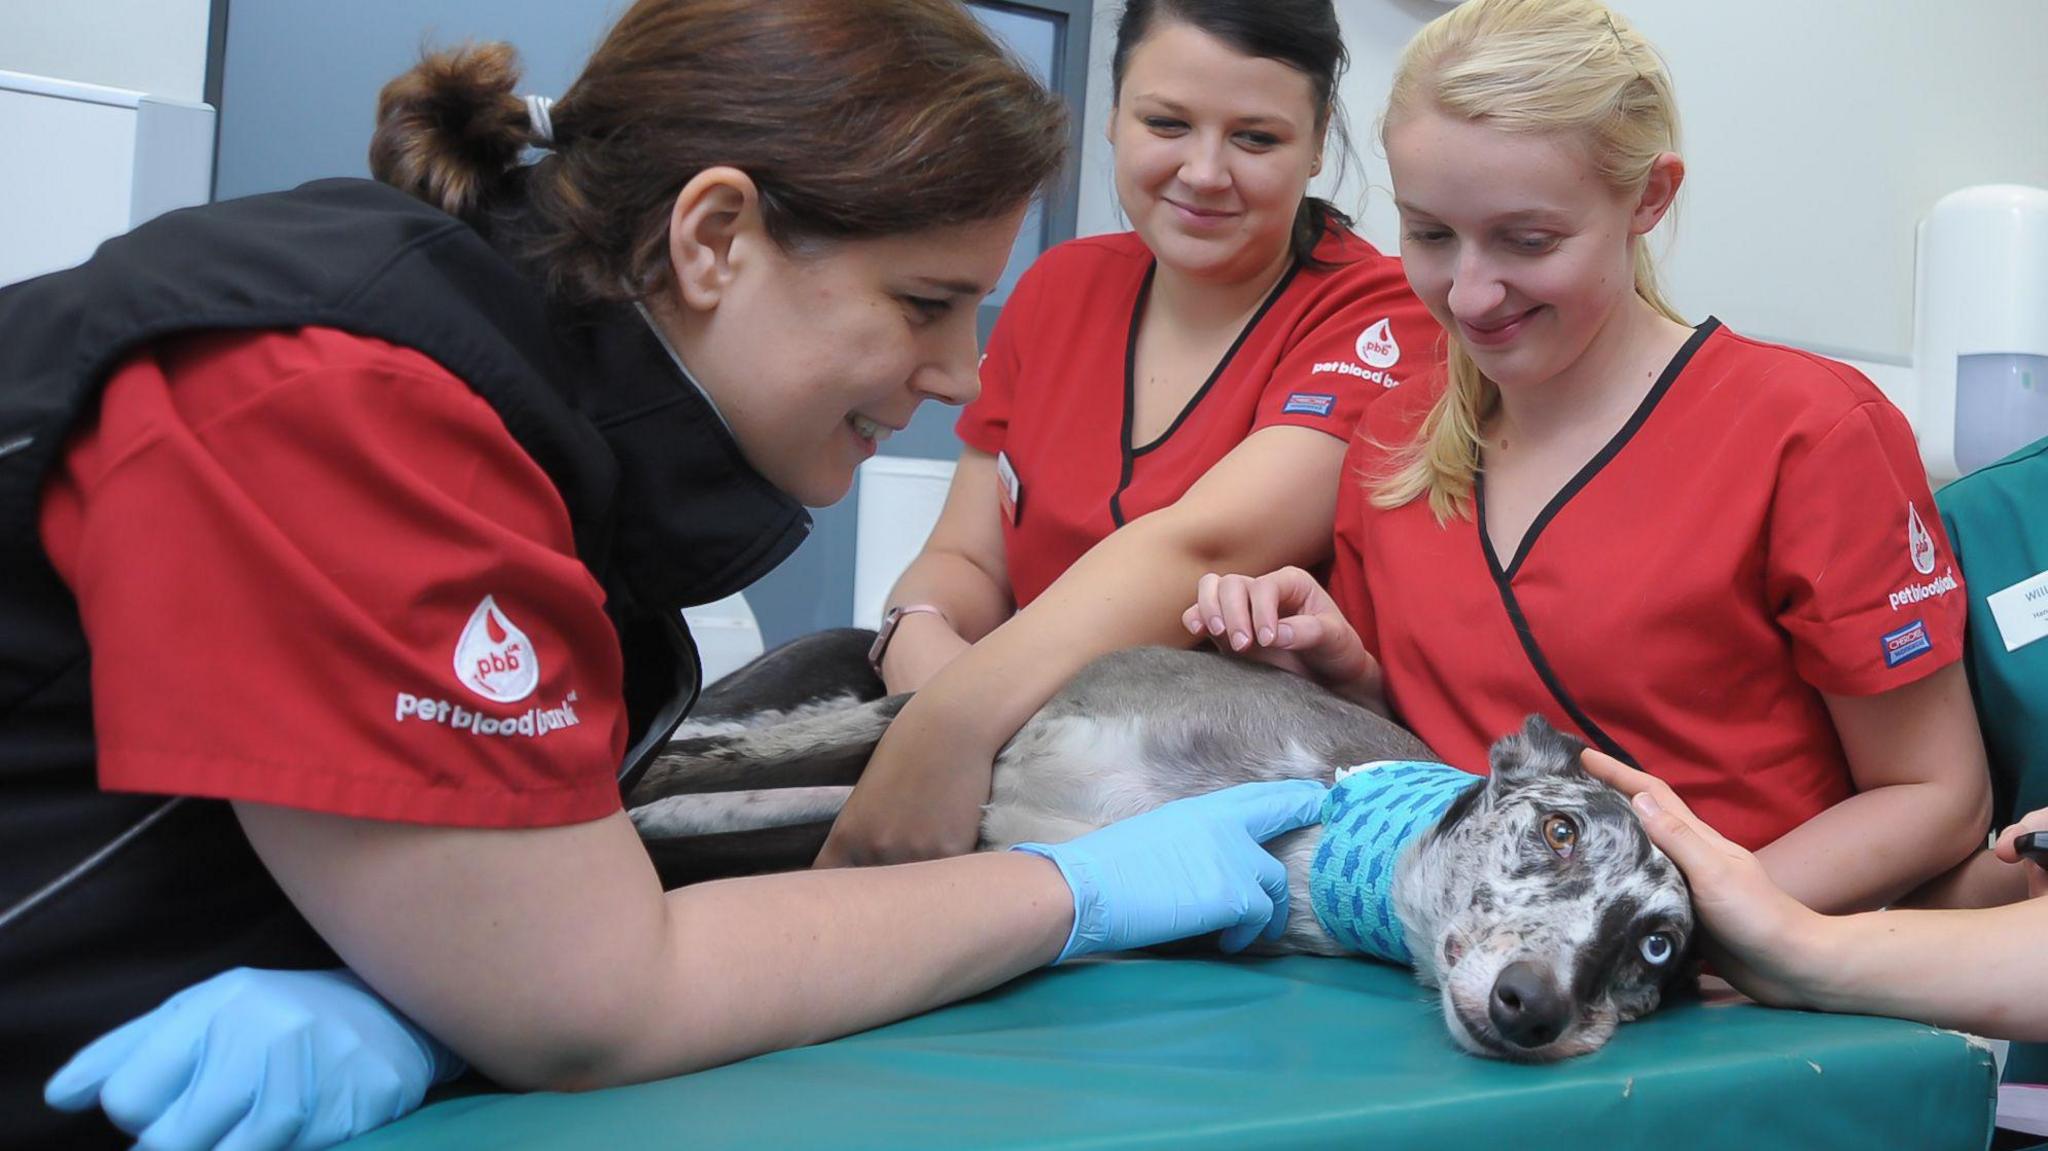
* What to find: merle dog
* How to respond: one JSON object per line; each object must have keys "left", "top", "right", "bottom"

{"left": 629, "top": 632, "right": 1694, "bottom": 1061}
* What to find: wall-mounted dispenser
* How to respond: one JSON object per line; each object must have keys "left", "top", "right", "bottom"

{"left": 1915, "top": 184, "right": 2048, "bottom": 480}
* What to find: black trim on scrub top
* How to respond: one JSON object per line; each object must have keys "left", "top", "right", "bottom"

{"left": 1473, "top": 316, "right": 1722, "bottom": 767}
{"left": 1110, "top": 258, "right": 1304, "bottom": 527}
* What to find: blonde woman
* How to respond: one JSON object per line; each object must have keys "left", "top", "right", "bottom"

{"left": 1191, "top": 0, "right": 1991, "bottom": 915}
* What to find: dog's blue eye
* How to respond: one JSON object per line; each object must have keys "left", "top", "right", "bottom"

{"left": 1639, "top": 932, "right": 1675, "bottom": 966}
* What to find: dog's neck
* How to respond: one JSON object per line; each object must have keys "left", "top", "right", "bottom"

{"left": 1309, "top": 761, "right": 1478, "bottom": 965}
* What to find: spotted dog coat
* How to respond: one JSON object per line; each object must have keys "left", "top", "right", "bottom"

{"left": 631, "top": 639, "right": 1695, "bottom": 1061}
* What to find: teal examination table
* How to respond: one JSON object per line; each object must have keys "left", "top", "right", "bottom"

{"left": 347, "top": 954, "right": 1994, "bottom": 1150}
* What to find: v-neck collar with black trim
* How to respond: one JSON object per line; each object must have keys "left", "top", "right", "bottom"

{"left": 1109, "top": 258, "right": 1303, "bottom": 526}
{"left": 1472, "top": 316, "right": 1721, "bottom": 766}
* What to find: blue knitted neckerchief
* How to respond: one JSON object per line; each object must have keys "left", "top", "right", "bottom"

{"left": 1308, "top": 760, "right": 1480, "bottom": 964}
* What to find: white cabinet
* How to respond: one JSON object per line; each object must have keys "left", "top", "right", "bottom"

{"left": 0, "top": 69, "right": 214, "bottom": 288}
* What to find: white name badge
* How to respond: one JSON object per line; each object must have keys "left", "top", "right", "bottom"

{"left": 1987, "top": 568, "right": 2048, "bottom": 653}
{"left": 994, "top": 450, "right": 1022, "bottom": 525}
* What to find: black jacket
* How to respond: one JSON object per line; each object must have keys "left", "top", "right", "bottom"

{"left": 0, "top": 178, "right": 809, "bottom": 1144}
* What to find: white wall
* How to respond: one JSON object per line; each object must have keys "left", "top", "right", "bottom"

{"left": 0, "top": 0, "right": 212, "bottom": 103}
{"left": 1076, "top": 0, "right": 2048, "bottom": 382}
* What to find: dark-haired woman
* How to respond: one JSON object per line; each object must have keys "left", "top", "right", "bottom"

{"left": 819, "top": 0, "right": 1438, "bottom": 867}
{"left": 7, "top": 2, "right": 1328, "bottom": 1145}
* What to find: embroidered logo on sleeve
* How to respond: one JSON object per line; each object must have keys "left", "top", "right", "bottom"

{"left": 1907, "top": 503, "right": 1938, "bottom": 575}
{"left": 1311, "top": 317, "right": 1403, "bottom": 388}
{"left": 1887, "top": 566, "right": 1959, "bottom": 612}
{"left": 393, "top": 689, "right": 582, "bottom": 738}
{"left": 454, "top": 595, "right": 540, "bottom": 703}
{"left": 1356, "top": 317, "right": 1401, "bottom": 369}
{"left": 1887, "top": 505, "right": 1958, "bottom": 612}
{"left": 1881, "top": 618, "right": 1933, "bottom": 668}
{"left": 388, "top": 596, "right": 578, "bottom": 738}
{"left": 1282, "top": 392, "right": 1338, "bottom": 417}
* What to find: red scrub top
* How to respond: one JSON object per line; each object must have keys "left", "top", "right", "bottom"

{"left": 1329, "top": 318, "right": 1965, "bottom": 850}
{"left": 38, "top": 327, "right": 629, "bottom": 827}
{"left": 958, "top": 226, "right": 1438, "bottom": 607}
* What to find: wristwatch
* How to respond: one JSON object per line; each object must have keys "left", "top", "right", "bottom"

{"left": 868, "top": 603, "right": 949, "bottom": 677}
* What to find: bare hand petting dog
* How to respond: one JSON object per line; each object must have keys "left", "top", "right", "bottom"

{"left": 1579, "top": 750, "right": 1832, "bottom": 1011}
{"left": 1592, "top": 750, "right": 2048, "bottom": 1039}
{"left": 1183, "top": 567, "right": 1386, "bottom": 712}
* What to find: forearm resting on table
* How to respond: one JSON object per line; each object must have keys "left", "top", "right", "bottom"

{"left": 237, "top": 803, "right": 1070, "bottom": 1095}
{"left": 402, "top": 854, "right": 1073, "bottom": 1090}
{"left": 1801, "top": 897, "right": 2048, "bottom": 1041}
{"left": 606, "top": 852, "right": 1072, "bottom": 1085}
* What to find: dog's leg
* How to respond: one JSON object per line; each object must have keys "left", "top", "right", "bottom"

{"left": 630, "top": 787, "right": 855, "bottom": 837}
{"left": 629, "top": 694, "right": 908, "bottom": 804}
{"left": 631, "top": 782, "right": 857, "bottom": 889}
{"left": 686, "top": 628, "right": 884, "bottom": 730}
{"left": 641, "top": 823, "right": 839, "bottom": 889}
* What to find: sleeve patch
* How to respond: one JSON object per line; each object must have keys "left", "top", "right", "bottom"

{"left": 1282, "top": 391, "right": 1339, "bottom": 417}
{"left": 1881, "top": 619, "right": 1933, "bottom": 667}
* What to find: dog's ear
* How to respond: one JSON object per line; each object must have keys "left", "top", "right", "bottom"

{"left": 1487, "top": 714, "right": 1586, "bottom": 785}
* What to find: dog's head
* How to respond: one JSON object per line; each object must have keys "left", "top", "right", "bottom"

{"left": 1397, "top": 715, "right": 1695, "bottom": 1062}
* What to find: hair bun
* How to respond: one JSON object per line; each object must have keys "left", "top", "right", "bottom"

{"left": 369, "top": 42, "right": 532, "bottom": 222}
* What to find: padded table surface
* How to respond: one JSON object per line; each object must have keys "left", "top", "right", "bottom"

{"left": 347, "top": 956, "right": 1995, "bottom": 1150}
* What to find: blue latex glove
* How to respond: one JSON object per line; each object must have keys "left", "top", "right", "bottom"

{"left": 1016, "top": 779, "right": 1327, "bottom": 963}
{"left": 45, "top": 967, "right": 463, "bottom": 1151}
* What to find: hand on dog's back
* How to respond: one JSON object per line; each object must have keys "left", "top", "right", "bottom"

{"left": 1184, "top": 567, "right": 1385, "bottom": 710}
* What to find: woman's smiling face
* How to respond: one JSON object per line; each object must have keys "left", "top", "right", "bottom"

{"left": 1386, "top": 106, "right": 1654, "bottom": 392}
{"left": 676, "top": 208, "right": 1023, "bottom": 507}
{"left": 1109, "top": 19, "right": 1324, "bottom": 286}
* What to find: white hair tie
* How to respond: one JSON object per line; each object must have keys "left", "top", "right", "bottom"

{"left": 523, "top": 94, "right": 556, "bottom": 147}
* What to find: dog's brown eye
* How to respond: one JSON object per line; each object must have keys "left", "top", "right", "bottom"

{"left": 1542, "top": 814, "right": 1578, "bottom": 858}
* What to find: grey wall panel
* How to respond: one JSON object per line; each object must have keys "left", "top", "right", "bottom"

{"left": 216, "top": 1, "right": 616, "bottom": 200}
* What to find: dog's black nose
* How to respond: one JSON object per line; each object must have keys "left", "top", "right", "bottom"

{"left": 1489, "top": 961, "right": 1570, "bottom": 1049}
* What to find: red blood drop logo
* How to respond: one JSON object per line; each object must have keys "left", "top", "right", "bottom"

{"left": 454, "top": 595, "right": 540, "bottom": 703}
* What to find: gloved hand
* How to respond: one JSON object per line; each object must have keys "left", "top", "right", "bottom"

{"left": 45, "top": 967, "right": 463, "bottom": 1151}
{"left": 1016, "top": 779, "right": 1326, "bottom": 963}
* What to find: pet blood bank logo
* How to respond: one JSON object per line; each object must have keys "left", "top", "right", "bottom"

{"left": 1313, "top": 317, "right": 1404, "bottom": 387}
{"left": 1907, "top": 503, "right": 1937, "bottom": 576}
{"left": 1356, "top": 318, "right": 1401, "bottom": 369}
{"left": 454, "top": 595, "right": 539, "bottom": 703}
{"left": 1889, "top": 504, "right": 1958, "bottom": 611}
